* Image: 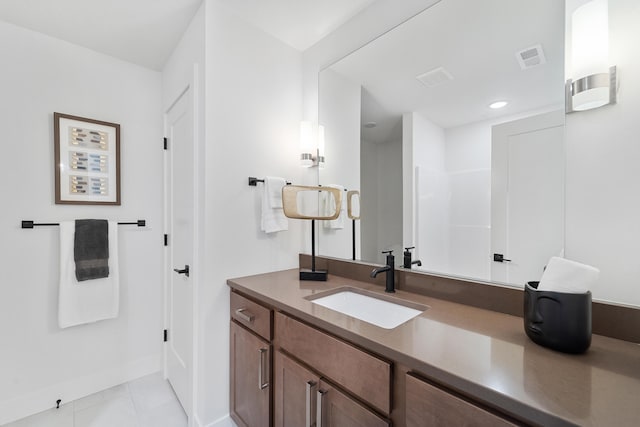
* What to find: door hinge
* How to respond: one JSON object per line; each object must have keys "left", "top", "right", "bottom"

{"left": 163, "top": 137, "right": 168, "bottom": 150}
{"left": 164, "top": 234, "right": 168, "bottom": 246}
{"left": 164, "top": 329, "right": 168, "bottom": 342}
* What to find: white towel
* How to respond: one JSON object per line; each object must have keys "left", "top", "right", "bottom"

{"left": 323, "top": 184, "right": 345, "bottom": 229}
{"left": 58, "top": 221, "right": 119, "bottom": 328}
{"left": 537, "top": 257, "right": 599, "bottom": 294}
{"left": 261, "top": 176, "right": 288, "bottom": 233}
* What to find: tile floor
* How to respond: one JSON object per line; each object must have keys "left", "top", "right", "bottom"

{"left": 2, "top": 373, "right": 187, "bottom": 427}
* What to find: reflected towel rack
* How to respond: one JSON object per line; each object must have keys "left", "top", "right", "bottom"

{"left": 21, "top": 220, "right": 146, "bottom": 229}
{"left": 248, "top": 177, "right": 292, "bottom": 186}
{"left": 318, "top": 184, "right": 348, "bottom": 191}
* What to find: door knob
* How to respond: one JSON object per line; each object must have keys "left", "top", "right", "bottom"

{"left": 493, "top": 254, "right": 512, "bottom": 263}
{"left": 173, "top": 265, "right": 190, "bottom": 277}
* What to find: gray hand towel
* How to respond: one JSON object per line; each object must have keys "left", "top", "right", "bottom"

{"left": 74, "top": 219, "right": 109, "bottom": 281}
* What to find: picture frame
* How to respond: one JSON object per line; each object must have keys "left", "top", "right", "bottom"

{"left": 54, "top": 112, "right": 121, "bottom": 205}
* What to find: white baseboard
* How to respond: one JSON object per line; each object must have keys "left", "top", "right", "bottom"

{"left": 0, "top": 353, "right": 162, "bottom": 425}
{"left": 199, "top": 413, "right": 236, "bottom": 427}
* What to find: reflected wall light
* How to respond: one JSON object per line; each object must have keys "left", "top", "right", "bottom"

{"left": 299, "top": 121, "right": 325, "bottom": 168}
{"left": 566, "top": 0, "right": 617, "bottom": 113}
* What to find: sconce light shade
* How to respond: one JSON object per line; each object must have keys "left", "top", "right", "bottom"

{"left": 566, "top": 0, "right": 616, "bottom": 112}
{"left": 299, "top": 121, "right": 326, "bottom": 168}
{"left": 300, "top": 121, "right": 315, "bottom": 167}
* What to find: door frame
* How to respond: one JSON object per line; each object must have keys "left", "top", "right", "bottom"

{"left": 163, "top": 64, "right": 202, "bottom": 427}
{"left": 490, "top": 109, "right": 565, "bottom": 284}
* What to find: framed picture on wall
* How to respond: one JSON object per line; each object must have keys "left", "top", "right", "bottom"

{"left": 54, "top": 112, "right": 121, "bottom": 205}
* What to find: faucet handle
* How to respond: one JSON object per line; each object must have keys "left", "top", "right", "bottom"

{"left": 381, "top": 250, "right": 394, "bottom": 255}
{"left": 404, "top": 246, "right": 415, "bottom": 251}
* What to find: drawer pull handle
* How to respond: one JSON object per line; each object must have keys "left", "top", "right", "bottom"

{"left": 258, "top": 348, "right": 269, "bottom": 390}
{"left": 305, "top": 381, "right": 317, "bottom": 427}
{"left": 316, "top": 389, "right": 327, "bottom": 426}
{"left": 235, "top": 308, "right": 254, "bottom": 323}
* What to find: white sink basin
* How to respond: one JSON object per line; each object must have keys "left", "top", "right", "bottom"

{"left": 306, "top": 287, "right": 428, "bottom": 329}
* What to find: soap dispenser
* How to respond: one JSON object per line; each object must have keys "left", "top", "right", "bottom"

{"left": 403, "top": 247, "right": 422, "bottom": 269}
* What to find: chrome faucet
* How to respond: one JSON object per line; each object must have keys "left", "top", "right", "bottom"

{"left": 370, "top": 250, "right": 395, "bottom": 293}
{"left": 403, "top": 247, "right": 422, "bottom": 269}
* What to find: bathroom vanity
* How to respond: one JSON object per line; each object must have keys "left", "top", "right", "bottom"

{"left": 228, "top": 266, "right": 640, "bottom": 426}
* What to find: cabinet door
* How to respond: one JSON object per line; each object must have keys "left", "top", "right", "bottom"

{"left": 230, "top": 321, "right": 270, "bottom": 427}
{"left": 317, "top": 380, "right": 390, "bottom": 427}
{"left": 274, "top": 351, "right": 320, "bottom": 427}
{"left": 405, "top": 373, "right": 518, "bottom": 427}
{"left": 275, "top": 312, "right": 391, "bottom": 415}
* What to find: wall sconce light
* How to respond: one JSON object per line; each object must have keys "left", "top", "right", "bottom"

{"left": 566, "top": 0, "right": 617, "bottom": 113}
{"left": 299, "top": 121, "right": 326, "bottom": 168}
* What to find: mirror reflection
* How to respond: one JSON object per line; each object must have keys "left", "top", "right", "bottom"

{"left": 318, "top": 0, "right": 566, "bottom": 287}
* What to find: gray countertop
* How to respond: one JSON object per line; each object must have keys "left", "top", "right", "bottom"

{"left": 227, "top": 269, "right": 640, "bottom": 426}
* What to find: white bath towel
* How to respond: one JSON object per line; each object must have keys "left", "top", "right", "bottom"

{"left": 323, "top": 184, "right": 345, "bottom": 229}
{"left": 537, "top": 257, "right": 599, "bottom": 294}
{"left": 261, "top": 176, "right": 288, "bottom": 233}
{"left": 59, "top": 221, "right": 119, "bottom": 328}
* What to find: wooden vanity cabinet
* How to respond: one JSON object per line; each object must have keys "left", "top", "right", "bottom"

{"left": 230, "top": 292, "right": 273, "bottom": 427}
{"left": 405, "top": 373, "right": 519, "bottom": 427}
{"left": 230, "top": 290, "right": 519, "bottom": 427}
{"left": 274, "top": 312, "right": 391, "bottom": 426}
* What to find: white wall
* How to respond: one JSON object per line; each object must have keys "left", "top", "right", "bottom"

{"left": 444, "top": 121, "right": 492, "bottom": 280}
{"left": 565, "top": 0, "right": 640, "bottom": 306}
{"left": 361, "top": 138, "right": 403, "bottom": 263}
{"left": 302, "top": 0, "right": 442, "bottom": 122}
{"left": 199, "top": 3, "right": 304, "bottom": 425}
{"left": 405, "top": 112, "right": 448, "bottom": 271}
{"left": 378, "top": 139, "right": 404, "bottom": 260}
{"left": 300, "top": 0, "right": 442, "bottom": 264}
{"left": 360, "top": 140, "right": 378, "bottom": 262}
{"left": 318, "top": 68, "right": 361, "bottom": 260}
{"left": 0, "top": 22, "right": 164, "bottom": 425}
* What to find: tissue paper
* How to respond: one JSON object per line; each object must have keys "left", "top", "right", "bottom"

{"left": 537, "top": 257, "right": 599, "bottom": 294}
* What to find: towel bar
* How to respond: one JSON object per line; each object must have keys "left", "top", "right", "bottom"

{"left": 21, "top": 220, "right": 146, "bottom": 229}
{"left": 248, "top": 177, "right": 292, "bottom": 186}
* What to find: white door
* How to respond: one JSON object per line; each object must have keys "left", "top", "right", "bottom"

{"left": 165, "top": 87, "right": 194, "bottom": 415}
{"left": 491, "top": 110, "right": 565, "bottom": 286}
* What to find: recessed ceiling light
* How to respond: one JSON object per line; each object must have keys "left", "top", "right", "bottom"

{"left": 364, "top": 121, "right": 377, "bottom": 128}
{"left": 489, "top": 101, "right": 508, "bottom": 109}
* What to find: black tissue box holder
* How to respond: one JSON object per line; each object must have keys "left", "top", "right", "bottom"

{"left": 524, "top": 281, "right": 592, "bottom": 354}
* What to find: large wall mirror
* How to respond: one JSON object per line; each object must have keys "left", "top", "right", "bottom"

{"left": 318, "top": 0, "right": 640, "bottom": 307}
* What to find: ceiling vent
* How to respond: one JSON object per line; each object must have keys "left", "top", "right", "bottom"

{"left": 416, "top": 67, "right": 454, "bottom": 88}
{"left": 516, "top": 44, "right": 546, "bottom": 70}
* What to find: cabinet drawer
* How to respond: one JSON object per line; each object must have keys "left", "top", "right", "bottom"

{"left": 275, "top": 312, "right": 391, "bottom": 415}
{"left": 406, "top": 373, "right": 518, "bottom": 427}
{"left": 231, "top": 291, "right": 272, "bottom": 341}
